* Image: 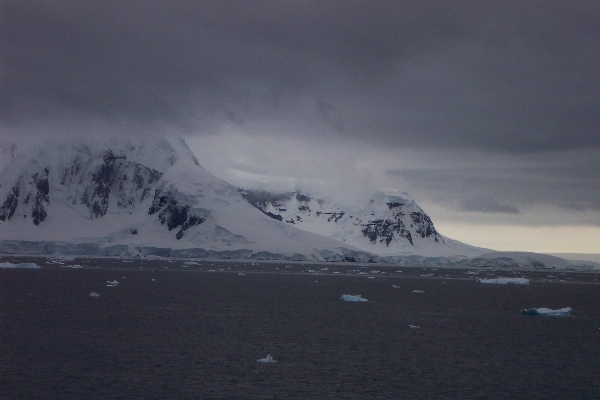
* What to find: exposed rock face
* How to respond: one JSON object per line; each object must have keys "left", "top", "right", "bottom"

{"left": 0, "top": 167, "right": 50, "bottom": 225}
{"left": 148, "top": 189, "right": 205, "bottom": 239}
{"left": 61, "top": 150, "right": 162, "bottom": 218}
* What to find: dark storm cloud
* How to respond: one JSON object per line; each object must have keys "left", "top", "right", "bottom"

{"left": 3, "top": 0, "right": 599, "bottom": 153}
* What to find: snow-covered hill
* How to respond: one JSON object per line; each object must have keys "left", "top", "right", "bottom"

{"left": 239, "top": 188, "right": 485, "bottom": 258}
{"left": 0, "top": 136, "right": 368, "bottom": 260}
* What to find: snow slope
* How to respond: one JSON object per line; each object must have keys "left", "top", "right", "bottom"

{"left": 0, "top": 136, "right": 365, "bottom": 260}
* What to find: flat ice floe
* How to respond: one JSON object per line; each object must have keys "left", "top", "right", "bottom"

{"left": 521, "top": 307, "right": 572, "bottom": 316}
{"left": 89, "top": 292, "right": 100, "bottom": 298}
{"left": 0, "top": 262, "right": 40, "bottom": 269}
{"left": 477, "top": 277, "right": 529, "bottom": 285}
{"left": 412, "top": 290, "right": 425, "bottom": 293}
{"left": 340, "top": 294, "right": 368, "bottom": 302}
{"left": 257, "top": 354, "right": 277, "bottom": 363}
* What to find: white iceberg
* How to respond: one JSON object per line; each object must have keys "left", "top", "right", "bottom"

{"left": 521, "top": 307, "right": 572, "bottom": 316}
{"left": 392, "top": 285, "right": 400, "bottom": 289}
{"left": 106, "top": 280, "right": 119, "bottom": 287}
{"left": 412, "top": 290, "right": 425, "bottom": 293}
{"left": 340, "top": 294, "right": 368, "bottom": 302}
{"left": 409, "top": 325, "right": 420, "bottom": 329}
{"left": 257, "top": 354, "right": 277, "bottom": 363}
{"left": 477, "top": 277, "right": 529, "bottom": 285}
{"left": 89, "top": 292, "right": 100, "bottom": 298}
{"left": 238, "top": 273, "right": 245, "bottom": 276}
{"left": 0, "top": 262, "right": 40, "bottom": 269}
{"left": 61, "top": 265, "right": 84, "bottom": 268}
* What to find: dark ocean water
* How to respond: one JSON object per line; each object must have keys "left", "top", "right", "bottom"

{"left": 1, "top": 259, "right": 599, "bottom": 399}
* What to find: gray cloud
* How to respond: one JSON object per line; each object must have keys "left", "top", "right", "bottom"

{"left": 2, "top": 1, "right": 599, "bottom": 153}
{"left": 390, "top": 149, "right": 600, "bottom": 215}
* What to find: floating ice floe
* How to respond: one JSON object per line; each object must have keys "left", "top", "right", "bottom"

{"left": 340, "top": 294, "right": 368, "bottom": 302}
{"left": 61, "top": 265, "right": 84, "bottom": 269}
{"left": 521, "top": 307, "right": 572, "bottom": 316}
{"left": 183, "top": 261, "right": 198, "bottom": 265}
{"left": 392, "top": 285, "right": 400, "bottom": 288}
{"left": 89, "top": 292, "right": 100, "bottom": 298}
{"left": 477, "top": 277, "right": 529, "bottom": 285}
{"left": 106, "top": 280, "right": 119, "bottom": 287}
{"left": 238, "top": 273, "right": 245, "bottom": 276}
{"left": 0, "top": 262, "right": 40, "bottom": 269}
{"left": 257, "top": 354, "right": 277, "bottom": 363}
{"left": 412, "top": 290, "right": 425, "bottom": 293}
{"left": 152, "top": 278, "right": 156, "bottom": 282}
{"left": 367, "top": 276, "right": 375, "bottom": 279}
{"left": 409, "top": 325, "right": 420, "bottom": 329}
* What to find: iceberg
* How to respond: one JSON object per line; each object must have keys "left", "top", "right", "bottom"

{"left": 89, "top": 292, "right": 100, "bottom": 298}
{"left": 0, "top": 262, "right": 40, "bottom": 269}
{"left": 521, "top": 307, "right": 571, "bottom": 316}
{"left": 257, "top": 354, "right": 277, "bottom": 363}
{"left": 412, "top": 290, "right": 425, "bottom": 293}
{"left": 477, "top": 277, "right": 529, "bottom": 285}
{"left": 409, "top": 325, "right": 420, "bottom": 329}
{"left": 106, "top": 280, "right": 119, "bottom": 287}
{"left": 340, "top": 294, "right": 368, "bottom": 302}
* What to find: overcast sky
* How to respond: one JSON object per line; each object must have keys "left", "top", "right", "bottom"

{"left": 2, "top": 1, "right": 600, "bottom": 253}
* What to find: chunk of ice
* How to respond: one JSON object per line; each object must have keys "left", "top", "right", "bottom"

{"left": 257, "top": 354, "right": 277, "bottom": 363}
{"left": 412, "top": 290, "right": 425, "bottom": 293}
{"left": 89, "top": 292, "right": 100, "bottom": 298}
{"left": 0, "top": 262, "right": 40, "bottom": 269}
{"left": 409, "top": 325, "right": 420, "bottom": 329}
{"left": 477, "top": 277, "right": 529, "bottom": 285}
{"left": 340, "top": 294, "right": 368, "bottom": 302}
{"left": 392, "top": 285, "right": 400, "bottom": 288}
{"left": 521, "top": 307, "right": 571, "bottom": 316}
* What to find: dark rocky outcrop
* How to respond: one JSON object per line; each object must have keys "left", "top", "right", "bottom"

{"left": 148, "top": 190, "right": 205, "bottom": 239}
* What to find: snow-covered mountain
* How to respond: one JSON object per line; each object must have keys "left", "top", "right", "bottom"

{"left": 0, "top": 135, "right": 589, "bottom": 270}
{"left": 239, "top": 188, "right": 484, "bottom": 258}
{"left": 0, "top": 136, "right": 370, "bottom": 260}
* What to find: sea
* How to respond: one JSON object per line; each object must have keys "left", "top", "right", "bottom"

{"left": 1, "top": 257, "right": 599, "bottom": 399}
